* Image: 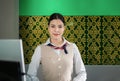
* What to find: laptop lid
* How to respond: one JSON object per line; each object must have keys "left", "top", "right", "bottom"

{"left": 0, "top": 39, "right": 26, "bottom": 81}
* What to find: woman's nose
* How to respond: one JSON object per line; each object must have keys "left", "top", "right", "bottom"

{"left": 55, "top": 27, "right": 59, "bottom": 32}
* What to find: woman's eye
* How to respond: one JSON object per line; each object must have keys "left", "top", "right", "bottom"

{"left": 58, "top": 25, "right": 62, "bottom": 28}
{"left": 51, "top": 25, "right": 55, "bottom": 28}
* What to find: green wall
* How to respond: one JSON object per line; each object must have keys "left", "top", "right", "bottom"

{"left": 19, "top": 0, "right": 120, "bottom": 16}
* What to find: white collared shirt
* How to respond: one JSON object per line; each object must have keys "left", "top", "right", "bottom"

{"left": 27, "top": 38, "right": 87, "bottom": 81}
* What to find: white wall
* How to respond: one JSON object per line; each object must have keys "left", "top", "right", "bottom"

{"left": 0, "top": 0, "right": 19, "bottom": 39}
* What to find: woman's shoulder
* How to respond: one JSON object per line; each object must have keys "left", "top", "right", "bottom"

{"left": 35, "top": 43, "right": 47, "bottom": 48}
{"left": 67, "top": 41, "right": 76, "bottom": 46}
{"left": 66, "top": 42, "right": 77, "bottom": 50}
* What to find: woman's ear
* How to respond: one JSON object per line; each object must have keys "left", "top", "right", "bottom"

{"left": 64, "top": 26, "right": 66, "bottom": 30}
{"left": 48, "top": 25, "right": 49, "bottom": 28}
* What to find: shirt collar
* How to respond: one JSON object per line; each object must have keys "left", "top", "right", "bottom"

{"left": 44, "top": 37, "right": 71, "bottom": 46}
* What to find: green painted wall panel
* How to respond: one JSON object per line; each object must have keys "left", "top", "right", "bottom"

{"left": 19, "top": 0, "right": 120, "bottom": 16}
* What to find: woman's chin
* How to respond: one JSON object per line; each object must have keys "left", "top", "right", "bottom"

{"left": 52, "top": 37, "right": 61, "bottom": 40}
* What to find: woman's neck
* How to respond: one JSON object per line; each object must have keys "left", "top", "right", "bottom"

{"left": 50, "top": 38, "right": 64, "bottom": 47}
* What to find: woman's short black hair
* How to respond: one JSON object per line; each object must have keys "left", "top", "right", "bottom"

{"left": 48, "top": 13, "right": 65, "bottom": 25}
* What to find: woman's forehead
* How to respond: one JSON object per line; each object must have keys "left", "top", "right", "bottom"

{"left": 49, "top": 19, "right": 64, "bottom": 25}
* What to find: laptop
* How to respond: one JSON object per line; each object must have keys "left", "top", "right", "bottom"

{"left": 0, "top": 39, "right": 26, "bottom": 81}
{"left": 0, "top": 60, "right": 22, "bottom": 81}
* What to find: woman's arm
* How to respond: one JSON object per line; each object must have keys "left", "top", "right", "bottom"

{"left": 27, "top": 45, "right": 41, "bottom": 81}
{"left": 73, "top": 43, "right": 87, "bottom": 81}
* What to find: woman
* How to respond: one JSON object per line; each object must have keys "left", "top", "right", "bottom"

{"left": 27, "top": 13, "right": 87, "bottom": 81}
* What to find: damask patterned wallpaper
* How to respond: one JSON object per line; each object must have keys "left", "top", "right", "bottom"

{"left": 19, "top": 16, "right": 120, "bottom": 65}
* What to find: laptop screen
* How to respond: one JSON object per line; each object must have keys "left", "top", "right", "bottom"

{"left": 0, "top": 60, "right": 22, "bottom": 81}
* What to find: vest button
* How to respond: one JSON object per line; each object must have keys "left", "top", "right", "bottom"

{"left": 58, "top": 58, "right": 61, "bottom": 61}
{"left": 58, "top": 66, "right": 62, "bottom": 69}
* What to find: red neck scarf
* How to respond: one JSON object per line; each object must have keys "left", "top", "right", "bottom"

{"left": 47, "top": 43, "right": 68, "bottom": 54}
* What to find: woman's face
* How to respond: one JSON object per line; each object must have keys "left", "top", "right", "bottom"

{"left": 48, "top": 19, "right": 65, "bottom": 40}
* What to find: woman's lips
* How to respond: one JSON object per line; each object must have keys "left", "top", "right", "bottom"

{"left": 53, "top": 33, "right": 60, "bottom": 36}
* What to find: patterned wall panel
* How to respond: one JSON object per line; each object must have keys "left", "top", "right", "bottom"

{"left": 19, "top": 16, "right": 120, "bottom": 65}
